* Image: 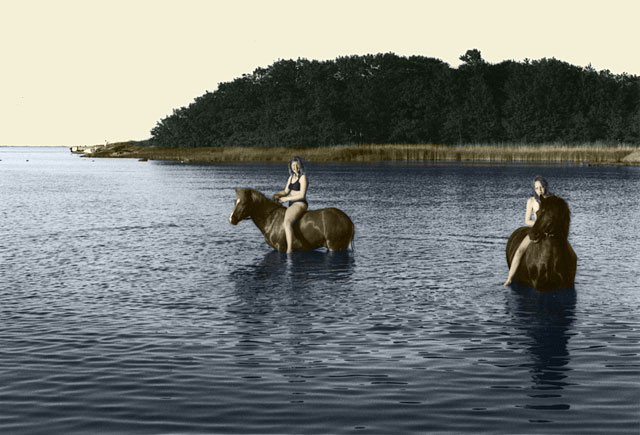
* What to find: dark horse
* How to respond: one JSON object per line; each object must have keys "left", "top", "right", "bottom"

{"left": 506, "top": 195, "right": 577, "bottom": 291}
{"left": 229, "top": 188, "right": 354, "bottom": 252}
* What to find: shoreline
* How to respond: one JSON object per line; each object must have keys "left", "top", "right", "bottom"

{"left": 81, "top": 142, "right": 640, "bottom": 166}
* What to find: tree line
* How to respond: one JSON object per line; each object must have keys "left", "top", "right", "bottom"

{"left": 147, "top": 50, "right": 640, "bottom": 147}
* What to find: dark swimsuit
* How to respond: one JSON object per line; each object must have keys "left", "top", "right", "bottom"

{"left": 288, "top": 177, "right": 308, "bottom": 207}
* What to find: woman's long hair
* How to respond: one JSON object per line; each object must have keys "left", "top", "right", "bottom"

{"left": 288, "top": 156, "right": 306, "bottom": 176}
{"left": 533, "top": 175, "right": 552, "bottom": 202}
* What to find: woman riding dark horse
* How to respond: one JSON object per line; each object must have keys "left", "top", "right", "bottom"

{"left": 504, "top": 176, "right": 577, "bottom": 291}
{"left": 273, "top": 157, "right": 308, "bottom": 253}
{"left": 504, "top": 175, "right": 552, "bottom": 286}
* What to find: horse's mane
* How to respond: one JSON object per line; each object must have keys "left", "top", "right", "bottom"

{"left": 243, "top": 188, "right": 285, "bottom": 211}
{"left": 531, "top": 195, "right": 571, "bottom": 240}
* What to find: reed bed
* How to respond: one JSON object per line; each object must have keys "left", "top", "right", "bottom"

{"left": 88, "top": 142, "right": 640, "bottom": 164}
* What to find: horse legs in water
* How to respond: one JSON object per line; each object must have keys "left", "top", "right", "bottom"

{"left": 282, "top": 202, "right": 307, "bottom": 253}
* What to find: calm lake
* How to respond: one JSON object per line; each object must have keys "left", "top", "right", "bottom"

{"left": 1, "top": 147, "right": 638, "bottom": 434}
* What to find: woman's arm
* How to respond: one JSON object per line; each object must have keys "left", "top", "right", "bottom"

{"left": 524, "top": 197, "right": 536, "bottom": 226}
{"left": 273, "top": 176, "right": 292, "bottom": 201}
{"left": 279, "top": 175, "right": 308, "bottom": 202}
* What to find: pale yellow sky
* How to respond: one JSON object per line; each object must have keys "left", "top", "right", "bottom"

{"left": 1, "top": 0, "right": 639, "bottom": 146}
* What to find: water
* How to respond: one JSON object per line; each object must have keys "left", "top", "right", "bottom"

{"left": 1, "top": 147, "right": 638, "bottom": 434}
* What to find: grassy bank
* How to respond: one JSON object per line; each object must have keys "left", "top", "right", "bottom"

{"left": 85, "top": 142, "right": 640, "bottom": 165}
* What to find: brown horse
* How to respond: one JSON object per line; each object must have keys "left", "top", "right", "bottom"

{"left": 229, "top": 188, "right": 355, "bottom": 252}
{"left": 506, "top": 195, "right": 577, "bottom": 291}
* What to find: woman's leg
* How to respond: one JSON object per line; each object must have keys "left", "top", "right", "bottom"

{"left": 504, "top": 235, "right": 531, "bottom": 286}
{"left": 283, "top": 203, "right": 307, "bottom": 253}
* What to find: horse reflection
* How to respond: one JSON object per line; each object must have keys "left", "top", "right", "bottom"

{"left": 225, "top": 250, "right": 355, "bottom": 366}
{"left": 229, "top": 249, "right": 355, "bottom": 294}
{"left": 507, "top": 284, "right": 576, "bottom": 392}
{"left": 227, "top": 250, "right": 355, "bottom": 342}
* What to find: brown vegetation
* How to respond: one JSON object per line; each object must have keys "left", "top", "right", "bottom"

{"left": 85, "top": 142, "right": 640, "bottom": 165}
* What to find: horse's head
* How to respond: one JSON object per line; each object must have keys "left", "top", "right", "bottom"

{"left": 529, "top": 195, "right": 571, "bottom": 242}
{"left": 229, "top": 188, "right": 254, "bottom": 225}
{"left": 229, "top": 188, "right": 277, "bottom": 225}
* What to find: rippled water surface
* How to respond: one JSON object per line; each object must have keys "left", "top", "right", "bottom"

{"left": 1, "top": 147, "right": 639, "bottom": 434}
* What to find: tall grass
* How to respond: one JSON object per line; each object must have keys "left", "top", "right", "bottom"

{"left": 89, "top": 142, "right": 640, "bottom": 164}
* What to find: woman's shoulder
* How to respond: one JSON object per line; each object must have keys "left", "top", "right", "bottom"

{"left": 526, "top": 196, "right": 537, "bottom": 205}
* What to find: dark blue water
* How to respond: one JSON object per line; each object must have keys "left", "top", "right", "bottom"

{"left": 1, "top": 147, "right": 638, "bottom": 434}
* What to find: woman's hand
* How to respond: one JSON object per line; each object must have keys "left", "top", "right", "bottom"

{"left": 274, "top": 193, "right": 288, "bottom": 203}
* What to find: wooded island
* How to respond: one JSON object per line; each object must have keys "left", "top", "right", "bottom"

{"left": 86, "top": 50, "right": 640, "bottom": 164}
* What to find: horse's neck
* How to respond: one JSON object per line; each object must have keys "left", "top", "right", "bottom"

{"left": 537, "top": 210, "right": 570, "bottom": 239}
{"left": 249, "top": 195, "right": 282, "bottom": 232}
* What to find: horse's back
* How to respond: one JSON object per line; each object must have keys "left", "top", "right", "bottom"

{"left": 301, "top": 207, "right": 353, "bottom": 227}
{"left": 299, "top": 207, "right": 354, "bottom": 250}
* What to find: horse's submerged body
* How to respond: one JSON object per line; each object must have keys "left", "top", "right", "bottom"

{"left": 229, "top": 188, "right": 354, "bottom": 252}
{"left": 506, "top": 195, "right": 577, "bottom": 291}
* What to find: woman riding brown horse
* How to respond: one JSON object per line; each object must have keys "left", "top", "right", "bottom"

{"left": 229, "top": 188, "right": 354, "bottom": 252}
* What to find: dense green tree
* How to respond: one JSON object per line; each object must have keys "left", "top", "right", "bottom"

{"left": 148, "top": 52, "right": 640, "bottom": 147}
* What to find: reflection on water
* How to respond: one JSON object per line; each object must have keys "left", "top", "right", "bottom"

{"left": 226, "top": 250, "right": 356, "bottom": 356}
{"left": 507, "top": 284, "right": 576, "bottom": 411}
{"left": 230, "top": 250, "right": 355, "bottom": 292}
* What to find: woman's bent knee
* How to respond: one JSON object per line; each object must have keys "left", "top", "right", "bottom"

{"left": 518, "top": 236, "right": 531, "bottom": 250}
